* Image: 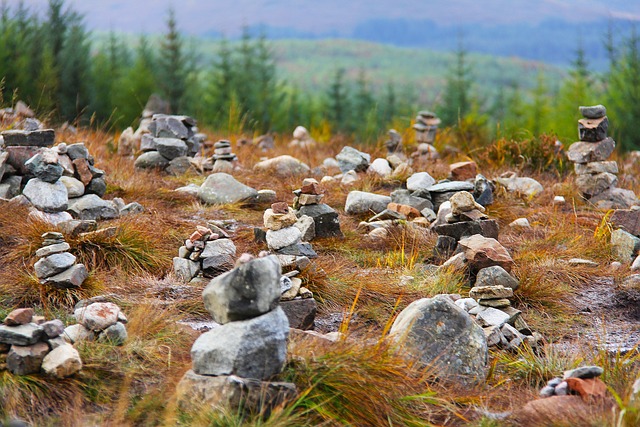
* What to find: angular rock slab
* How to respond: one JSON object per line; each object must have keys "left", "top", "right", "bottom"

{"left": 458, "top": 234, "right": 514, "bottom": 272}
{"left": 433, "top": 219, "right": 499, "bottom": 241}
{"left": 345, "top": 191, "right": 391, "bottom": 216}
{"left": 67, "top": 194, "right": 119, "bottom": 221}
{"left": 22, "top": 178, "right": 68, "bottom": 213}
{"left": 191, "top": 306, "right": 289, "bottom": 379}
{"left": 336, "top": 146, "right": 371, "bottom": 173}
{"left": 41, "top": 343, "right": 82, "bottom": 378}
{"left": 176, "top": 370, "right": 297, "bottom": 415}
{"left": 566, "top": 138, "right": 615, "bottom": 164}
{"left": 198, "top": 173, "right": 258, "bottom": 205}
{"left": 297, "top": 203, "right": 343, "bottom": 238}
{"left": 7, "top": 342, "right": 49, "bottom": 375}
{"left": 0, "top": 323, "right": 43, "bottom": 345}
{"left": 475, "top": 266, "right": 519, "bottom": 290}
{"left": 1, "top": 129, "right": 55, "bottom": 147}
{"left": 389, "top": 295, "right": 488, "bottom": 384}
{"left": 610, "top": 209, "right": 640, "bottom": 237}
{"left": 42, "top": 263, "right": 88, "bottom": 289}
{"left": 203, "top": 255, "right": 281, "bottom": 324}
{"left": 280, "top": 298, "right": 317, "bottom": 330}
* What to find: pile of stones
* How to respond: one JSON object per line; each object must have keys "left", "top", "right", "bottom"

{"left": 288, "top": 126, "right": 315, "bottom": 149}
{"left": 34, "top": 232, "right": 88, "bottom": 289}
{"left": 0, "top": 308, "right": 82, "bottom": 378}
{"left": 411, "top": 110, "right": 441, "bottom": 161}
{"left": 293, "top": 179, "right": 343, "bottom": 239}
{"left": 567, "top": 104, "right": 638, "bottom": 209}
{"left": 384, "top": 129, "right": 403, "bottom": 154}
{"left": 211, "top": 140, "right": 238, "bottom": 173}
{"left": 173, "top": 225, "right": 237, "bottom": 282}
{"left": 540, "top": 366, "right": 605, "bottom": 398}
{"left": 64, "top": 299, "right": 128, "bottom": 346}
{"left": 134, "top": 114, "right": 203, "bottom": 174}
{"left": 263, "top": 202, "right": 317, "bottom": 265}
{"left": 176, "top": 254, "right": 296, "bottom": 413}
{"left": 279, "top": 268, "right": 316, "bottom": 330}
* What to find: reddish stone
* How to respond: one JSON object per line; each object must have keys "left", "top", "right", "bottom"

{"left": 610, "top": 209, "right": 640, "bottom": 237}
{"left": 4, "top": 308, "right": 34, "bottom": 326}
{"left": 72, "top": 158, "right": 93, "bottom": 185}
{"left": 387, "top": 202, "right": 421, "bottom": 219}
{"left": 271, "top": 202, "right": 289, "bottom": 214}
{"left": 458, "top": 234, "right": 514, "bottom": 272}
{"left": 565, "top": 378, "right": 607, "bottom": 401}
{"left": 449, "top": 161, "right": 477, "bottom": 181}
{"left": 300, "top": 182, "right": 323, "bottom": 195}
{"left": 5, "top": 146, "right": 41, "bottom": 174}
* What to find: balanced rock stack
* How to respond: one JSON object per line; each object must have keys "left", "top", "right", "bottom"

{"left": 384, "top": 129, "right": 403, "bottom": 153}
{"left": 433, "top": 191, "right": 499, "bottom": 259}
{"left": 0, "top": 308, "right": 82, "bottom": 378}
{"left": 567, "top": 104, "right": 639, "bottom": 209}
{"left": 411, "top": 110, "right": 440, "bottom": 161}
{"left": 177, "top": 254, "right": 296, "bottom": 413}
{"left": 279, "top": 269, "right": 317, "bottom": 330}
{"left": 264, "top": 202, "right": 317, "bottom": 265}
{"left": 34, "top": 232, "right": 88, "bottom": 289}
{"left": 288, "top": 126, "right": 315, "bottom": 149}
{"left": 293, "top": 179, "right": 343, "bottom": 239}
{"left": 211, "top": 140, "right": 238, "bottom": 173}
{"left": 173, "top": 225, "right": 236, "bottom": 282}
{"left": 64, "top": 299, "right": 128, "bottom": 346}
{"left": 134, "top": 114, "right": 202, "bottom": 174}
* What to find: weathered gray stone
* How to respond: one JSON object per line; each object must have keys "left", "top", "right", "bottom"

{"left": 336, "top": 146, "right": 370, "bottom": 173}
{"left": 201, "top": 239, "right": 236, "bottom": 275}
{"left": 140, "top": 134, "right": 157, "bottom": 151}
{"left": 4, "top": 308, "right": 34, "bottom": 326}
{"left": 475, "top": 266, "right": 519, "bottom": 290}
{"left": 266, "top": 227, "right": 302, "bottom": 251}
{"left": 406, "top": 172, "right": 436, "bottom": 192}
{"left": 74, "top": 302, "right": 120, "bottom": 331}
{"left": 7, "top": 342, "right": 49, "bottom": 375}
{"left": 470, "top": 285, "right": 513, "bottom": 300}
{"left": 59, "top": 176, "right": 85, "bottom": 198}
{"left": 567, "top": 138, "right": 616, "bottom": 164}
{"left": 41, "top": 343, "right": 82, "bottom": 378}
{"left": 41, "top": 319, "right": 65, "bottom": 338}
{"left": 120, "top": 202, "right": 144, "bottom": 216}
{"left": 63, "top": 324, "right": 95, "bottom": 343}
{"left": 433, "top": 219, "right": 499, "bottom": 241}
{"left": 475, "top": 307, "right": 510, "bottom": 327}
{"left": 34, "top": 252, "right": 76, "bottom": 279}
{"left": 198, "top": 173, "right": 258, "bottom": 205}
{"left": 66, "top": 143, "right": 89, "bottom": 160}
{"left": 427, "top": 181, "right": 474, "bottom": 193}
{"left": 174, "top": 257, "right": 200, "bottom": 282}
{"left": 389, "top": 295, "right": 488, "bottom": 384}
{"left": 458, "top": 234, "right": 514, "bottom": 272}
{"left": 155, "top": 138, "right": 188, "bottom": 160}
{"left": 134, "top": 151, "right": 170, "bottom": 170}
{"left": 574, "top": 161, "right": 618, "bottom": 175}
{"left": 563, "top": 366, "right": 603, "bottom": 380}
{"left": 24, "top": 151, "right": 63, "bottom": 183}
{"left": 1, "top": 129, "right": 55, "bottom": 147}
{"left": 203, "top": 255, "right": 281, "bottom": 324}
{"left": 280, "top": 298, "right": 316, "bottom": 330}
{"left": 591, "top": 188, "right": 639, "bottom": 210}
{"left": 575, "top": 172, "right": 617, "bottom": 197}
{"left": 42, "top": 263, "right": 88, "bottom": 289}
{"left": 294, "top": 215, "right": 316, "bottom": 241}
{"left": 297, "top": 203, "right": 343, "bottom": 238}
{"left": 579, "top": 105, "right": 606, "bottom": 119}
{"left": 611, "top": 229, "right": 640, "bottom": 262}
{"left": 98, "top": 322, "right": 128, "bottom": 345}
{"left": 578, "top": 116, "right": 608, "bottom": 142}
{"left": 22, "top": 178, "right": 68, "bottom": 212}
{"left": 253, "top": 155, "right": 311, "bottom": 177}
{"left": 67, "top": 194, "right": 119, "bottom": 221}
{"left": 85, "top": 177, "right": 107, "bottom": 197}
{"left": 345, "top": 191, "right": 391, "bottom": 216}
{"left": 0, "top": 323, "right": 43, "bottom": 346}
{"left": 367, "top": 158, "right": 392, "bottom": 177}
{"left": 191, "top": 307, "right": 289, "bottom": 379}
{"left": 0, "top": 174, "right": 22, "bottom": 199}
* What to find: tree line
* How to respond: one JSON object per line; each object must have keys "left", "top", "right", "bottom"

{"left": 0, "top": 1, "right": 639, "bottom": 150}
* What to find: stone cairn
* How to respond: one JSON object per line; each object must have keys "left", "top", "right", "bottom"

{"left": 64, "top": 299, "right": 128, "bottom": 346}
{"left": 134, "top": 114, "right": 203, "bottom": 175}
{"left": 264, "top": 202, "right": 318, "bottom": 267}
{"left": 34, "top": 232, "right": 88, "bottom": 289}
{"left": 288, "top": 126, "right": 315, "bottom": 149}
{"left": 384, "top": 129, "right": 403, "bottom": 154}
{"left": 211, "top": 139, "right": 238, "bottom": 173}
{"left": 278, "top": 269, "right": 316, "bottom": 330}
{"left": 293, "top": 178, "right": 343, "bottom": 239}
{"left": 539, "top": 366, "right": 605, "bottom": 398}
{"left": 567, "top": 104, "right": 638, "bottom": 209}
{"left": 411, "top": 110, "right": 440, "bottom": 161}
{"left": 176, "top": 254, "right": 296, "bottom": 413}
{"left": 0, "top": 307, "right": 82, "bottom": 378}
{"left": 173, "top": 225, "right": 237, "bottom": 282}
{"left": 0, "top": 128, "right": 140, "bottom": 224}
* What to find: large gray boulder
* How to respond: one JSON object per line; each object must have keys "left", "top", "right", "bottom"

{"left": 345, "top": 191, "right": 391, "bottom": 216}
{"left": 191, "top": 306, "right": 289, "bottom": 380}
{"left": 198, "top": 173, "right": 258, "bottom": 205}
{"left": 253, "top": 155, "right": 310, "bottom": 177}
{"left": 67, "top": 194, "right": 119, "bottom": 221}
{"left": 389, "top": 295, "right": 488, "bottom": 384}
{"left": 22, "top": 178, "right": 69, "bottom": 212}
{"left": 336, "top": 146, "right": 371, "bottom": 173}
{"left": 203, "top": 255, "right": 281, "bottom": 324}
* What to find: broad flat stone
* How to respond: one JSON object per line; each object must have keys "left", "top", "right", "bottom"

{"left": 42, "top": 264, "right": 88, "bottom": 289}
{"left": 4, "top": 308, "right": 34, "bottom": 326}
{"left": 470, "top": 285, "right": 513, "bottom": 300}
{"left": 34, "top": 252, "right": 76, "bottom": 279}
{"left": 345, "top": 191, "right": 391, "bottom": 216}
{"left": 567, "top": 138, "right": 615, "bottom": 164}
{"left": 458, "top": 234, "right": 514, "bottom": 272}
{"left": 478, "top": 298, "right": 511, "bottom": 308}
{"left": 574, "top": 161, "right": 618, "bottom": 175}
{"left": 579, "top": 105, "right": 606, "bottom": 119}
{"left": 36, "top": 242, "right": 71, "bottom": 259}
{"left": 198, "top": 173, "right": 258, "bottom": 205}
{"left": 575, "top": 172, "right": 617, "bottom": 197}
{"left": 0, "top": 323, "right": 43, "bottom": 345}
{"left": 475, "top": 307, "right": 510, "bottom": 327}
{"left": 266, "top": 227, "right": 302, "bottom": 251}
{"left": 427, "top": 181, "right": 474, "bottom": 193}
{"left": 563, "top": 366, "right": 603, "bottom": 380}
{"left": 67, "top": 194, "right": 119, "bottom": 221}
{"left": 433, "top": 219, "right": 499, "bottom": 241}
{"left": 1, "top": 129, "right": 55, "bottom": 147}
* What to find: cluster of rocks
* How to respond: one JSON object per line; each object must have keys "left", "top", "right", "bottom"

{"left": 412, "top": 110, "right": 440, "bottom": 161}
{"left": 177, "top": 255, "right": 296, "bottom": 413}
{"left": 288, "top": 126, "right": 315, "bottom": 149}
{"left": 279, "top": 269, "right": 316, "bottom": 330}
{"left": 34, "top": 232, "right": 88, "bottom": 289}
{"left": 567, "top": 104, "right": 638, "bottom": 209}
{"left": 0, "top": 128, "right": 141, "bottom": 224}
{"left": 173, "top": 225, "right": 236, "bottom": 282}
{"left": 293, "top": 179, "right": 343, "bottom": 239}
{"left": 0, "top": 101, "right": 39, "bottom": 130}
{"left": 211, "top": 140, "right": 238, "bottom": 173}
{"left": 263, "top": 202, "right": 318, "bottom": 263}
{"left": 540, "top": 366, "right": 605, "bottom": 398}
{"left": 609, "top": 209, "right": 640, "bottom": 286}
{"left": 134, "top": 114, "right": 203, "bottom": 175}
{"left": 0, "top": 308, "right": 82, "bottom": 378}
{"left": 64, "top": 299, "right": 128, "bottom": 346}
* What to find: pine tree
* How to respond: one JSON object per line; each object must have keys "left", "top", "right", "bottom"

{"left": 57, "top": 22, "right": 92, "bottom": 122}
{"left": 526, "top": 70, "right": 551, "bottom": 137}
{"left": 158, "top": 8, "right": 186, "bottom": 114}
{"left": 327, "top": 68, "right": 350, "bottom": 133}
{"left": 438, "top": 36, "right": 473, "bottom": 127}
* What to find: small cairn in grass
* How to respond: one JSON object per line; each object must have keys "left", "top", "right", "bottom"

{"left": 263, "top": 201, "right": 318, "bottom": 268}
{"left": 211, "top": 139, "right": 238, "bottom": 173}
{"left": 34, "top": 232, "right": 88, "bottom": 289}
{"left": 0, "top": 307, "right": 82, "bottom": 377}
{"left": 63, "top": 298, "right": 128, "bottom": 346}
{"left": 567, "top": 104, "right": 639, "bottom": 209}
{"left": 176, "top": 253, "right": 296, "bottom": 413}
{"left": 539, "top": 366, "right": 606, "bottom": 398}
{"left": 173, "top": 225, "right": 236, "bottom": 282}
{"left": 293, "top": 178, "right": 343, "bottom": 239}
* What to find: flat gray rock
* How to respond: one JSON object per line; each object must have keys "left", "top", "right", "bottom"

{"left": 191, "top": 306, "right": 289, "bottom": 380}
{"left": 345, "top": 191, "right": 391, "bottom": 216}
{"left": 203, "top": 255, "right": 281, "bottom": 324}
{"left": 42, "top": 263, "right": 88, "bottom": 289}
{"left": 23, "top": 178, "right": 68, "bottom": 213}
{"left": 34, "top": 252, "right": 76, "bottom": 279}
{"left": 0, "top": 323, "right": 44, "bottom": 346}
{"left": 427, "top": 181, "right": 474, "bottom": 193}
{"left": 475, "top": 266, "right": 519, "bottom": 290}
{"left": 336, "top": 146, "right": 371, "bottom": 173}
{"left": 406, "top": 172, "right": 436, "bottom": 192}
{"left": 198, "top": 173, "right": 258, "bottom": 205}
{"left": 67, "top": 194, "right": 119, "bottom": 221}
{"left": 155, "top": 138, "right": 188, "bottom": 160}
{"left": 134, "top": 151, "right": 170, "bottom": 170}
